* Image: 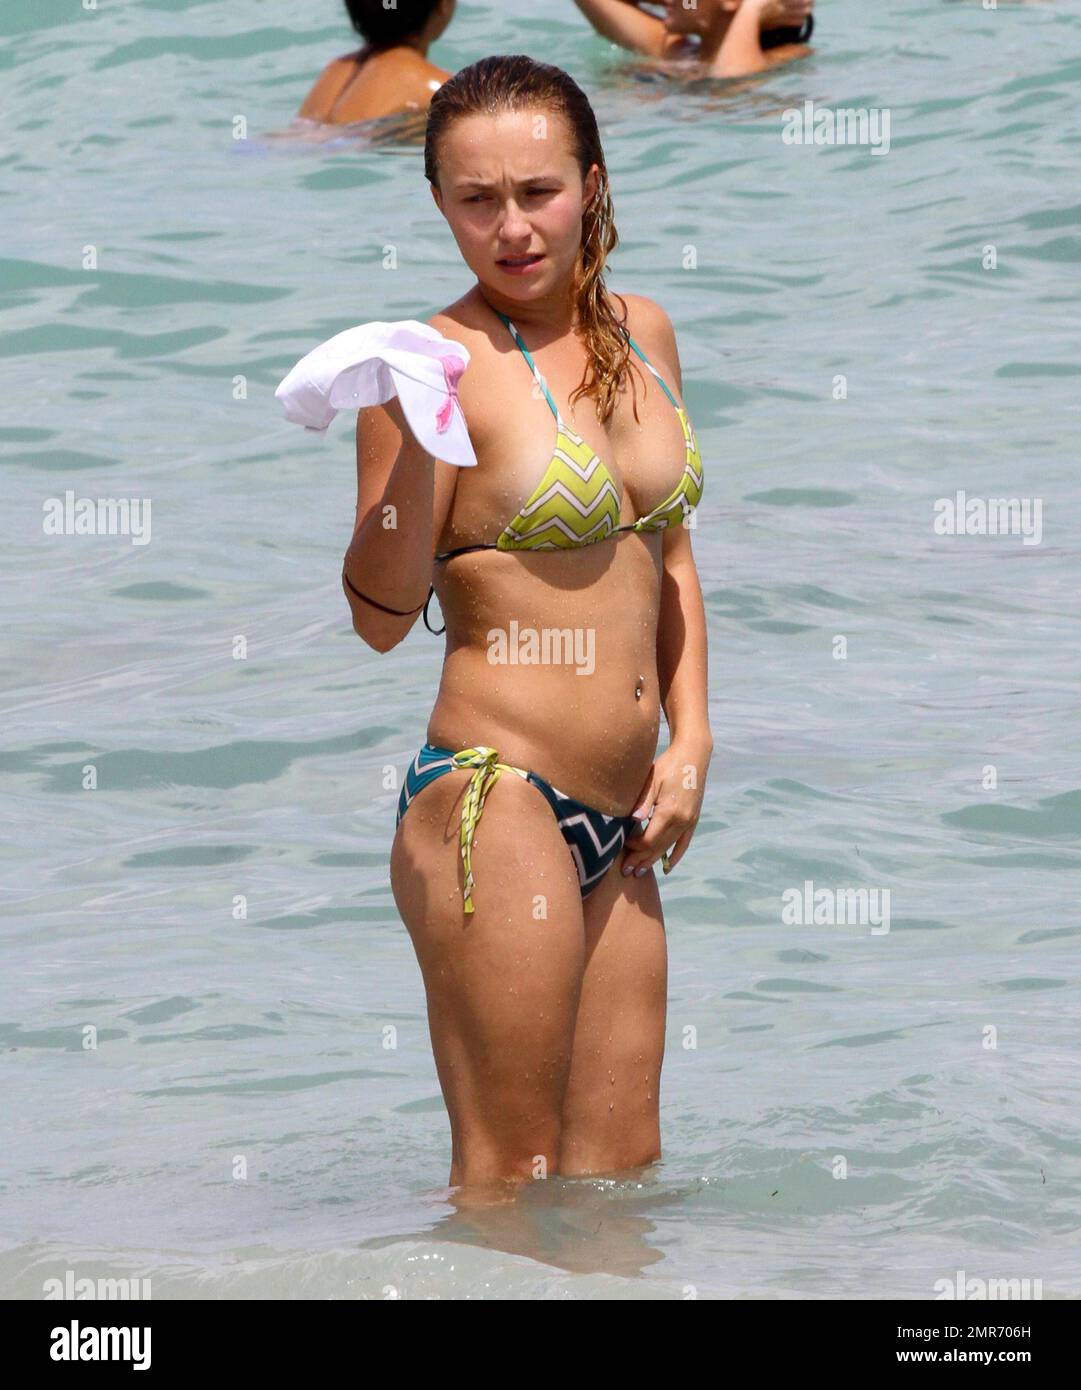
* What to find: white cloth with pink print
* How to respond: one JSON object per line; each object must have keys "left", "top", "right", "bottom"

{"left": 275, "top": 320, "right": 477, "bottom": 467}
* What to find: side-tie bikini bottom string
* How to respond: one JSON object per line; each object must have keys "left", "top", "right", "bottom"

{"left": 450, "top": 747, "right": 530, "bottom": 914}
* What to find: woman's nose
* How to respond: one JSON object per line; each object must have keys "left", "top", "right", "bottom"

{"left": 498, "top": 203, "right": 531, "bottom": 237}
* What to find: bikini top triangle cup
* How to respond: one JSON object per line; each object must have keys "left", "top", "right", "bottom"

{"left": 423, "top": 314, "right": 704, "bottom": 631}
{"left": 434, "top": 311, "right": 704, "bottom": 562}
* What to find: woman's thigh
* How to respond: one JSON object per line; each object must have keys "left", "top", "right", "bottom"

{"left": 390, "top": 767, "right": 586, "bottom": 1184}
{"left": 559, "top": 861, "right": 668, "bottom": 1176}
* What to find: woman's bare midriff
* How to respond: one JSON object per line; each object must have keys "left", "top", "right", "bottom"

{"left": 427, "top": 532, "right": 664, "bottom": 815}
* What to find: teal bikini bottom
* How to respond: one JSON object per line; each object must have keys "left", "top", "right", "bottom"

{"left": 396, "top": 742, "right": 642, "bottom": 914}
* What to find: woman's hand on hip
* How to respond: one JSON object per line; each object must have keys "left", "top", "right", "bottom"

{"left": 622, "top": 734, "right": 712, "bottom": 878}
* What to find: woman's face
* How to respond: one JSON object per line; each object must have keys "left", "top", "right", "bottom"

{"left": 430, "top": 107, "right": 599, "bottom": 304}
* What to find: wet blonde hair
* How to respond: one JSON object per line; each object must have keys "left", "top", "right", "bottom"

{"left": 424, "top": 54, "right": 647, "bottom": 424}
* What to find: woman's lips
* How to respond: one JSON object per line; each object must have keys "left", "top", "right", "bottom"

{"left": 496, "top": 253, "right": 545, "bottom": 275}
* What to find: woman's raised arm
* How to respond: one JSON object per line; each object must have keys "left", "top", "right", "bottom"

{"left": 343, "top": 394, "right": 458, "bottom": 652}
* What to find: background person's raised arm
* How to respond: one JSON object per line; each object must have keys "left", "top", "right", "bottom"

{"left": 708, "top": 0, "right": 775, "bottom": 76}
{"left": 571, "top": 0, "right": 668, "bottom": 56}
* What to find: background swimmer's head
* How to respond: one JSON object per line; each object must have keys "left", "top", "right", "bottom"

{"left": 344, "top": 0, "right": 456, "bottom": 50}
{"left": 424, "top": 54, "right": 639, "bottom": 424}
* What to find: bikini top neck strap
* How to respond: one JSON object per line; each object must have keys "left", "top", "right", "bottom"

{"left": 496, "top": 311, "right": 560, "bottom": 421}
{"left": 497, "top": 310, "right": 682, "bottom": 418}
{"left": 622, "top": 329, "right": 682, "bottom": 411}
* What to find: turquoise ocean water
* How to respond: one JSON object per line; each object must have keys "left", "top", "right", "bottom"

{"left": 2, "top": 0, "right": 1080, "bottom": 1298}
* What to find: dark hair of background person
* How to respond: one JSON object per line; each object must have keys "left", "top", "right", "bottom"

{"left": 424, "top": 54, "right": 648, "bottom": 426}
{"left": 345, "top": 0, "right": 445, "bottom": 50}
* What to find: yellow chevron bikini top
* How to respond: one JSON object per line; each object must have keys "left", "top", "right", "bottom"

{"left": 434, "top": 310, "right": 704, "bottom": 564}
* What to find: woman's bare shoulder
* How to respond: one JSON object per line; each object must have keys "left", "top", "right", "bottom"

{"left": 425, "top": 295, "right": 499, "bottom": 352}
{"left": 616, "top": 292, "right": 683, "bottom": 387}
{"left": 419, "top": 55, "right": 451, "bottom": 86}
{"left": 618, "top": 292, "right": 677, "bottom": 348}
{"left": 297, "top": 51, "right": 364, "bottom": 119}
{"left": 392, "top": 48, "right": 451, "bottom": 97}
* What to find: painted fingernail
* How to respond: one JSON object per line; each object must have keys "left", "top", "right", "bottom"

{"left": 622, "top": 863, "right": 633, "bottom": 876}
{"left": 635, "top": 865, "right": 647, "bottom": 877}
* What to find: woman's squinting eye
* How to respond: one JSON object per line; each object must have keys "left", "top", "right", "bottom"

{"left": 464, "top": 187, "right": 558, "bottom": 203}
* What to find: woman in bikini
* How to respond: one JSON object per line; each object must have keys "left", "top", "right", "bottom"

{"left": 573, "top": 0, "right": 815, "bottom": 77}
{"left": 298, "top": 0, "right": 456, "bottom": 126}
{"left": 306, "top": 54, "right": 712, "bottom": 1192}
